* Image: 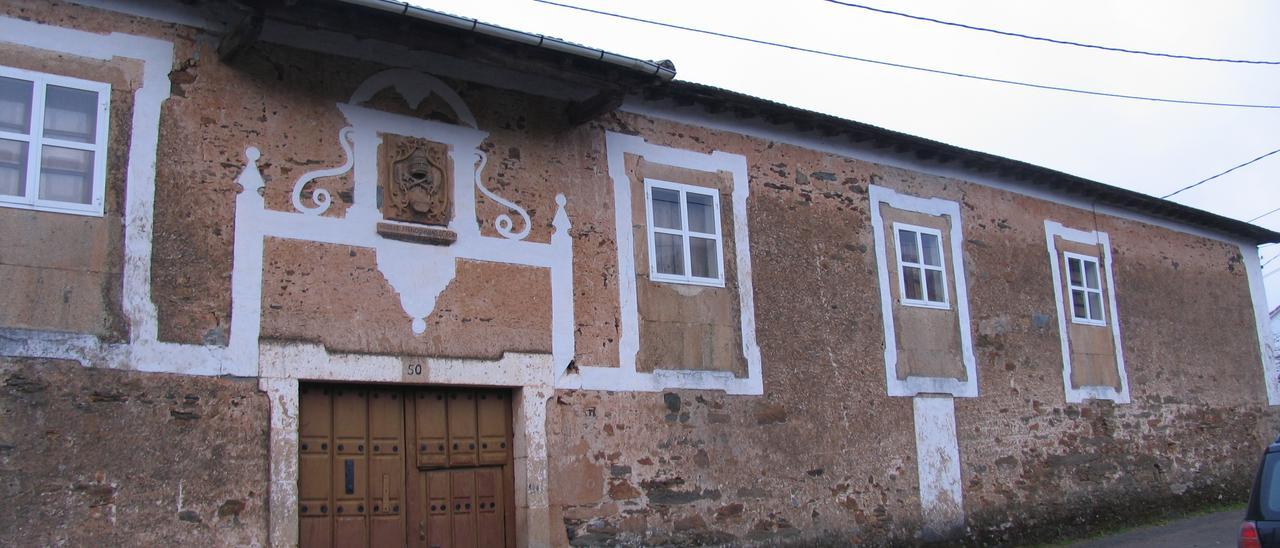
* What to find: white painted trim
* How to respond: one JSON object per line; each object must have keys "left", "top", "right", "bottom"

{"left": 1061, "top": 251, "right": 1107, "bottom": 327}
{"left": 563, "top": 132, "right": 763, "bottom": 394}
{"left": 913, "top": 394, "right": 964, "bottom": 540}
{"left": 1044, "top": 220, "right": 1130, "bottom": 404}
{"left": 870, "top": 185, "right": 978, "bottom": 398}
{"left": 891, "top": 222, "right": 950, "bottom": 309}
{"left": 230, "top": 69, "right": 576, "bottom": 379}
{"left": 0, "top": 15, "right": 249, "bottom": 375}
{"left": 621, "top": 99, "right": 1261, "bottom": 250}
{"left": 1241, "top": 244, "right": 1280, "bottom": 404}
{"left": 643, "top": 178, "right": 726, "bottom": 288}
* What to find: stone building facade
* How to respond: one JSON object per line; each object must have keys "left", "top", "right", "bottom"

{"left": 2, "top": 1, "right": 1278, "bottom": 546}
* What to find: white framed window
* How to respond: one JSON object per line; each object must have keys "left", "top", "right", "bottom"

{"left": 643, "top": 178, "right": 725, "bottom": 287}
{"left": 893, "top": 222, "right": 949, "bottom": 309}
{"left": 0, "top": 66, "right": 110, "bottom": 216}
{"left": 1064, "top": 252, "right": 1105, "bottom": 325}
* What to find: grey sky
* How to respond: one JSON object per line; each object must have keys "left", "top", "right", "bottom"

{"left": 414, "top": 0, "right": 1280, "bottom": 305}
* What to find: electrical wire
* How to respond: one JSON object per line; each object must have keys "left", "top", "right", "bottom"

{"left": 822, "top": 0, "right": 1280, "bottom": 65}
{"left": 1161, "top": 147, "right": 1280, "bottom": 199}
{"left": 531, "top": 0, "right": 1280, "bottom": 110}
{"left": 1250, "top": 205, "right": 1280, "bottom": 223}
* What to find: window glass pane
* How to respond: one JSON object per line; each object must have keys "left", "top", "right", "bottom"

{"left": 898, "top": 229, "right": 919, "bottom": 264}
{"left": 1067, "top": 257, "right": 1083, "bottom": 286}
{"left": 651, "top": 187, "right": 681, "bottom": 230}
{"left": 903, "top": 266, "right": 923, "bottom": 301}
{"left": 39, "top": 145, "right": 93, "bottom": 204}
{"left": 0, "top": 138, "right": 26, "bottom": 197}
{"left": 1071, "top": 289, "right": 1087, "bottom": 319}
{"left": 686, "top": 191, "right": 715, "bottom": 234}
{"left": 924, "top": 269, "right": 945, "bottom": 303}
{"left": 690, "top": 236, "right": 718, "bottom": 279}
{"left": 920, "top": 233, "right": 941, "bottom": 267}
{"left": 0, "top": 76, "right": 32, "bottom": 133}
{"left": 44, "top": 85, "right": 98, "bottom": 143}
{"left": 1087, "top": 292, "right": 1103, "bottom": 321}
{"left": 1084, "top": 260, "right": 1100, "bottom": 289}
{"left": 654, "top": 232, "right": 684, "bottom": 276}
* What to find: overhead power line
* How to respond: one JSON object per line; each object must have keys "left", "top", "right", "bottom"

{"left": 823, "top": 0, "right": 1280, "bottom": 65}
{"left": 1161, "top": 147, "right": 1280, "bottom": 199}
{"left": 532, "top": 0, "right": 1280, "bottom": 110}
{"left": 1250, "top": 205, "right": 1280, "bottom": 223}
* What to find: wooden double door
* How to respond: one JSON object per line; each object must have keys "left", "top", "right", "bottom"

{"left": 298, "top": 383, "right": 516, "bottom": 548}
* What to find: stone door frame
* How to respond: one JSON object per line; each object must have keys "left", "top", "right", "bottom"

{"left": 258, "top": 342, "right": 554, "bottom": 547}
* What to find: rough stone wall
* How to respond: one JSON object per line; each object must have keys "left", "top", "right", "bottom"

{"left": 0, "top": 357, "right": 270, "bottom": 546}
{"left": 1, "top": 1, "right": 1276, "bottom": 546}
{"left": 541, "top": 110, "right": 1279, "bottom": 545}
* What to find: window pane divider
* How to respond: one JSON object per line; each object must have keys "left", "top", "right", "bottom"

{"left": 0, "top": 65, "right": 109, "bottom": 216}
{"left": 893, "top": 222, "right": 950, "bottom": 308}
{"left": 1063, "top": 251, "right": 1107, "bottom": 326}
{"left": 643, "top": 178, "right": 725, "bottom": 288}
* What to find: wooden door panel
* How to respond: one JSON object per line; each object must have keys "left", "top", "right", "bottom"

{"left": 369, "top": 388, "right": 406, "bottom": 546}
{"left": 303, "top": 385, "right": 512, "bottom": 548}
{"left": 332, "top": 388, "right": 369, "bottom": 544}
{"left": 447, "top": 392, "right": 478, "bottom": 467}
{"left": 474, "top": 467, "right": 505, "bottom": 547}
{"left": 299, "top": 386, "right": 334, "bottom": 548}
{"left": 476, "top": 392, "right": 509, "bottom": 465}
{"left": 415, "top": 390, "right": 448, "bottom": 469}
{"left": 449, "top": 469, "right": 478, "bottom": 548}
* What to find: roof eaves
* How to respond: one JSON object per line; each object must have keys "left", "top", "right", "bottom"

{"left": 652, "top": 81, "right": 1280, "bottom": 245}
{"left": 333, "top": 0, "right": 676, "bottom": 82}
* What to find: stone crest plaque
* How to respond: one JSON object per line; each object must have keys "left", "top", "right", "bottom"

{"left": 382, "top": 135, "right": 452, "bottom": 226}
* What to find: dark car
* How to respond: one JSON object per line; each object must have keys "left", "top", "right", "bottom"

{"left": 1242, "top": 436, "right": 1280, "bottom": 547}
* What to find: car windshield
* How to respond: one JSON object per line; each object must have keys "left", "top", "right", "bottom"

{"left": 1261, "top": 452, "right": 1280, "bottom": 520}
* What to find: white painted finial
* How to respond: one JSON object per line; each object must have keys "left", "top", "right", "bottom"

{"left": 236, "top": 146, "right": 265, "bottom": 195}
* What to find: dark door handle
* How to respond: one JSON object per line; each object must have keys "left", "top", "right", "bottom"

{"left": 344, "top": 459, "right": 355, "bottom": 495}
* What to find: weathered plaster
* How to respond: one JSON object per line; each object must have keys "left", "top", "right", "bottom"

{"left": 560, "top": 131, "right": 763, "bottom": 394}
{"left": 1044, "top": 220, "right": 1130, "bottom": 403}
{"left": 1241, "top": 243, "right": 1280, "bottom": 404}
{"left": 913, "top": 394, "right": 964, "bottom": 540}
{"left": 869, "top": 184, "right": 978, "bottom": 397}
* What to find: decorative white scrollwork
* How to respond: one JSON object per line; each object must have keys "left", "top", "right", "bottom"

{"left": 473, "top": 151, "right": 532, "bottom": 240}
{"left": 290, "top": 127, "right": 355, "bottom": 215}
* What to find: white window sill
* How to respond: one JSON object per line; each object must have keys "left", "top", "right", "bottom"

{"left": 0, "top": 198, "right": 104, "bottom": 217}
{"left": 1069, "top": 316, "right": 1107, "bottom": 327}
{"left": 649, "top": 273, "right": 726, "bottom": 288}
{"left": 899, "top": 298, "right": 950, "bottom": 310}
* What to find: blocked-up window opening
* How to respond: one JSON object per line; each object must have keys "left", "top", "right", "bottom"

{"left": 644, "top": 178, "right": 724, "bottom": 287}
{"left": 1065, "top": 252, "right": 1105, "bottom": 325}
{"left": 0, "top": 66, "right": 109, "bottom": 216}
{"left": 895, "top": 223, "right": 949, "bottom": 308}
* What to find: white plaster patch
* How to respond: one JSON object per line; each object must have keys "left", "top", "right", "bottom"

{"left": 561, "top": 132, "right": 763, "bottom": 394}
{"left": 1044, "top": 220, "right": 1130, "bottom": 403}
{"left": 1239, "top": 244, "right": 1279, "bottom": 404}
{"left": 869, "top": 185, "right": 978, "bottom": 398}
{"left": 230, "top": 69, "right": 575, "bottom": 376}
{"left": 913, "top": 394, "right": 965, "bottom": 540}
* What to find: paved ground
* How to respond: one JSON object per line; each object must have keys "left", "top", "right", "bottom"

{"left": 1064, "top": 508, "right": 1243, "bottom": 547}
